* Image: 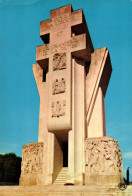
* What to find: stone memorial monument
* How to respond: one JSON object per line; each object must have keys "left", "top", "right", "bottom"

{"left": 20, "top": 5, "right": 123, "bottom": 186}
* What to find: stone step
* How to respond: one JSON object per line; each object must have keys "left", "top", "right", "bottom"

{"left": 54, "top": 178, "right": 67, "bottom": 181}
{"left": 60, "top": 168, "right": 68, "bottom": 171}
{"left": 54, "top": 167, "right": 68, "bottom": 185}
{"left": 57, "top": 175, "right": 67, "bottom": 177}
{"left": 55, "top": 178, "right": 67, "bottom": 181}
{"left": 54, "top": 178, "right": 67, "bottom": 182}
{"left": 57, "top": 176, "right": 66, "bottom": 179}
{"left": 57, "top": 173, "right": 67, "bottom": 175}
{"left": 54, "top": 179, "right": 66, "bottom": 181}
{"left": 54, "top": 182, "right": 66, "bottom": 185}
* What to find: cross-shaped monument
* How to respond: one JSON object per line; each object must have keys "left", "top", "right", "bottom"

{"left": 20, "top": 5, "right": 123, "bottom": 187}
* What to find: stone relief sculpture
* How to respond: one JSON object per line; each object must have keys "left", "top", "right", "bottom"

{"left": 51, "top": 100, "right": 66, "bottom": 118}
{"left": 85, "top": 137, "right": 122, "bottom": 174}
{"left": 52, "top": 78, "right": 66, "bottom": 95}
{"left": 53, "top": 53, "right": 66, "bottom": 70}
{"left": 21, "top": 142, "right": 43, "bottom": 175}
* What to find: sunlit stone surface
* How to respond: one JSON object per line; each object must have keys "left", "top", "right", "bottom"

{"left": 19, "top": 4, "right": 123, "bottom": 187}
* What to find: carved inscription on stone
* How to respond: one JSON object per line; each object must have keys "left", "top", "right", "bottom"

{"left": 85, "top": 137, "right": 122, "bottom": 174}
{"left": 47, "top": 13, "right": 79, "bottom": 29}
{"left": 53, "top": 53, "right": 66, "bottom": 70}
{"left": 21, "top": 142, "right": 43, "bottom": 175}
{"left": 41, "top": 34, "right": 85, "bottom": 57}
{"left": 52, "top": 78, "right": 66, "bottom": 95}
{"left": 51, "top": 35, "right": 84, "bottom": 54}
{"left": 51, "top": 100, "right": 66, "bottom": 118}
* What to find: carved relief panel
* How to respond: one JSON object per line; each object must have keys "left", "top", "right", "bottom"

{"left": 52, "top": 78, "right": 66, "bottom": 95}
{"left": 85, "top": 137, "right": 123, "bottom": 174}
{"left": 53, "top": 53, "right": 66, "bottom": 70}
{"left": 21, "top": 142, "right": 43, "bottom": 175}
{"left": 51, "top": 100, "right": 66, "bottom": 118}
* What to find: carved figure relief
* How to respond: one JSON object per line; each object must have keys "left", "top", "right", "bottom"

{"left": 21, "top": 142, "right": 43, "bottom": 175}
{"left": 52, "top": 78, "right": 66, "bottom": 95}
{"left": 53, "top": 53, "right": 66, "bottom": 70}
{"left": 85, "top": 137, "right": 122, "bottom": 174}
{"left": 51, "top": 100, "right": 66, "bottom": 118}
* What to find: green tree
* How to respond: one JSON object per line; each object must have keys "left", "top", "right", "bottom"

{"left": 0, "top": 155, "right": 4, "bottom": 181}
{"left": 0, "top": 153, "right": 21, "bottom": 184}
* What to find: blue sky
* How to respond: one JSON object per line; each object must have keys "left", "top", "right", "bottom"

{"left": 0, "top": 0, "right": 132, "bottom": 180}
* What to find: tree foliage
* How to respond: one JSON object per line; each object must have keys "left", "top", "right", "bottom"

{"left": 0, "top": 153, "right": 21, "bottom": 184}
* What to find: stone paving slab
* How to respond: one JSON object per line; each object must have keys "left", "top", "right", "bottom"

{"left": 0, "top": 186, "right": 132, "bottom": 196}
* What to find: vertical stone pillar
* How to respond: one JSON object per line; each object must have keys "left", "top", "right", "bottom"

{"left": 68, "top": 57, "right": 86, "bottom": 185}
{"left": 86, "top": 48, "right": 112, "bottom": 138}
{"left": 88, "top": 87, "right": 106, "bottom": 138}
{"left": 74, "top": 58, "right": 85, "bottom": 184}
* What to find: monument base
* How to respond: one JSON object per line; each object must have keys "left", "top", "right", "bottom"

{"left": 19, "top": 173, "right": 38, "bottom": 185}
{"left": 85, "top": 174, "right": 122, "bottom": 186}
{"left": 67, "top": 172, "right": 85, "bottom": 185}
{"left": 85, "top": 136, "right": 123, "bottom": 187}
{"left": 20, "top": 173, "right": 53, "bottom": 186}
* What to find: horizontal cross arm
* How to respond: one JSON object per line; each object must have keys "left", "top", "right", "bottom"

{"left": 36, "top": 34, "right": 91, "bottom": 65}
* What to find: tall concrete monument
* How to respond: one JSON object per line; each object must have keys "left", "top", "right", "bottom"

{"left": 20, "top": 5, "right": 123, "bottom": 186}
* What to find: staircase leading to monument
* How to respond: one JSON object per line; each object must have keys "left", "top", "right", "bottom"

{"left": 54, "top": 167, "right": 68, "bottom": 185}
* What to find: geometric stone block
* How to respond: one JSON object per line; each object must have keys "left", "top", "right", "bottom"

{"left": 19, "top": 142, "right": 44, "bottom": 185}
{"left": 85, "top": 136, "right": 123, "bottom": 186}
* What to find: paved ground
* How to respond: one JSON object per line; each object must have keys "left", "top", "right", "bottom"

{"left": 0, "top": 185, "right": 132, "bottom": 196}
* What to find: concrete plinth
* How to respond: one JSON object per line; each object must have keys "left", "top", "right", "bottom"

{"left": 85, "top": 174, "right": 122, "bottom": 186}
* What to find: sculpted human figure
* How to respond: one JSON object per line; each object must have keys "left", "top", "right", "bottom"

{"left": 57, "top": 80, "right": 61, "bottom": 94}
{"left": 61, "top": 78, "right": 66, "bottom": 93}
{"left": 53, "top": 53, "right": 60, "bottom": 70}
{"left": 85, "top": 141, "right": 94, "bottom": 172}
{"left": 59, "top": 100, "right": 66, "bottom": 116}
{"left": 97, "top": 141, "right": 106, "bottom": 172}
{"left": 56, "top": 101, "right": 61, "bottom": 117}
{"left": 52, "top": 81, "right": 55, "bottom": 95}
{"left": 107, "top": 140, "right": 118, "bottom": 172}
{"left": 85, "top": 138, "right": 123, "bottom": 175}
{"left": 51, "top": 101, "right": 66, "bottom": 117}
{"left": 104, "top": 147, "right": 116, "bottom": 172}
{"left": 60, "top": 53, "right": 66, "bottom": 69}
{"left": 52, "top": 78, "right": 66, "bottom": 95}
{"left": 87, "top": 141, "right": 100, "bottom": 173}
{"left": 53, "top": 53, "right": 66, "bottom": 70}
